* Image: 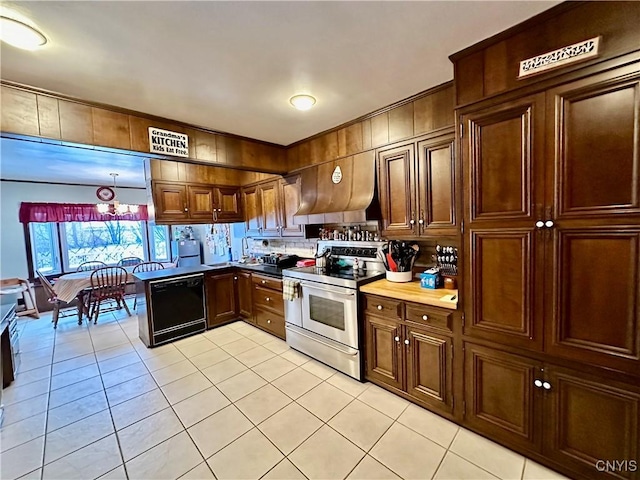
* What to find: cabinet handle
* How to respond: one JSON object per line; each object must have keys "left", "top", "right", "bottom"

{"left": 534, "top": 379, "right": 543, "bottom": 388}
{"left": 267, "top": 319, "right": 271, "bottom": 324}
{"left": 404, "top": 339, "right": 410, "bottom": 345}
{"left": 422, "top": 315, "right": 428, "bottom": 321}
{"left": 261, "top": 280, "right": 267, "bottom": 284}
{"left": 266, "top": 297, "right": 271, "bottom": 302}
{"left": 234, "top": 276, "right": 238, "bottom": 280}
{"left": 535, "top": 221, "right": 544, "bottom": 228}
{"left": 542, "top": 381, "right": 551, "bottom": 390}
{"left": 394, "top": 336, "right": 400, "bottom": 342}
{"left": 377, "top": 305, "right": 383, "bottom": 310}
{"left": 545, "top": 220, "right": 554, "bottom": 228}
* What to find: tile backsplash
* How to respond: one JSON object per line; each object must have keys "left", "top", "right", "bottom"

{"left": 249, "top": 238, "right": 318, "bottom": 259}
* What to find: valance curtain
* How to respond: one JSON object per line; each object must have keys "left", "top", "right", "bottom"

{"left": 19, "top": 202, "right": 149, "bottom": 223}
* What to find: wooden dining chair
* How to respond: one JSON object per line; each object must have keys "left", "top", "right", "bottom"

{"left": 118, "top": 257, "right": 143, "bottom": 267}
{"left": 88, "top": 266, "right": 131, "bottom": 323}
{"left": 37, "top": 270, "right": 78, "bottom": 328}
{"left": 132, "top": 262, "right": 165, "bottom": 309}
{"left": 77, "top": 261, "right": 108, "bottom": 272}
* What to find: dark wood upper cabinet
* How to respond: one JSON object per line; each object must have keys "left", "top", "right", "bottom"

{"left": 378, "top": 143, "right": 417, "bottom": 236}
{"left": 257, "top": 181, "right": 280, "bottom": 237}
{"left": 279, "top": 176, "right": 304, "bottom": 237}
{"left": 416, "top": 132, "right": 456, "bottom": 235}
{"left": 153, "top": 183, "right": 188, "bottom": 221}
{"left": 214, "top": 186, "right": 242, "bottom": 222}
{"left": 187, "top": 185, "right": 214, "bottom": 220}
{"left": 242, "top": 185, "right": 261, "bottom": 237}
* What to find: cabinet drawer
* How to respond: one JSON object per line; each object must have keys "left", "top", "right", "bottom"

{"left": 252, "top": 274, "right": 283, "bottom": 291}
{"left": 364, "top": 295, "right": 402, "bottom": 319}
{"left": 253, "top": 285, "right": 284, "bottom": 313}
{"left": 405, "top": 303, "right": 453, "bottom": 332}
{"left": 255, "top": 307, "right": 285, "bottom": 339}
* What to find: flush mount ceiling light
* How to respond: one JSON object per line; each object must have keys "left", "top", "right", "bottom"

{"left": 0, "top": 15, "right": 47, "bottom": 50}
{"left": 289, "top": 94, "right": 316, "bottom": 111}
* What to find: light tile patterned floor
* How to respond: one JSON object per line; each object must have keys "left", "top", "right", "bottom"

{"left": 0, "top": 310, "right": 568, "bottom": 480}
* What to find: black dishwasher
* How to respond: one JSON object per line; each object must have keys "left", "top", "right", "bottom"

{"left": 149, "top": 274, "right": 206, "bottom": 344}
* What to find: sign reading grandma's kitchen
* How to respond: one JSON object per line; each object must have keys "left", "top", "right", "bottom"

{"left": 148, "top": 127, "right": 189, "bottom": 157}
{"left": 518, "top": 37, "right": 600, "bottom": 79}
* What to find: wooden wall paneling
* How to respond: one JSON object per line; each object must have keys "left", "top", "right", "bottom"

{"left": 361, "top": 118, "right": 372, "bottom": 150}
{"left": 223, "top": 136, "right": 242, "bottom": 167}
{"left": 309, "top": 132, "right": 339, "bottom": 165}
{"left": 455, "top": 51, "right": 485, "bottom": 106}
{"left": 36, "top": 95, "right": 61, "bottom": 139}
{"left": 287, "top": 144, "right": 300, "bottom": 171}
{"left": 371, "top": 112, "right": 389, "bottom": 147}
{"left": 483, "top": 41, "right": 509, "bottom": 97}
{"left": 129, "top": 116, "right": 187, "bottom": 154}
{"left": 431, "top": 84, "right": 456, "bottom": 131}
{"left": 388, "top": 102, "right": 414, "bottom": 143}
{"left": 298, "top": 141, "right": 310, "bottom": 168}
{"left": 92, "top": 108, "right": 131, "bottom": 150}
{"left": 240, "top": 140, "right": 258, "bottom": 168}
{"left": 194, "top": 130, "right": 217, "bottom": 163}
{"left": 59, "top": 101, "right": 93, "bottom": 145}
{"left": 1, "top": 86, "right": 40, "bottom": 136}
{"left": 338, "top": 122, "right": 365, "bottom": 157}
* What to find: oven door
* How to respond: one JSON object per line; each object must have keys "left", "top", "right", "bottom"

{"left": 300, "top": 281, "right": 358, "bottom": 349}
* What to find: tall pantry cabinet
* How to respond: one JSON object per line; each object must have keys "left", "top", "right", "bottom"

{"left": 452, "top": 3, "right": 640, "bottom": 479}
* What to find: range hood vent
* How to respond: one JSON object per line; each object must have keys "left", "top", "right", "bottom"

{"left": 294, "top": 151, "right": 381, "bottom": 224}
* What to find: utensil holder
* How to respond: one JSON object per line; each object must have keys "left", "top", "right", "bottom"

{"left": 386, "top": 271, "right": 412, "bottom": 283}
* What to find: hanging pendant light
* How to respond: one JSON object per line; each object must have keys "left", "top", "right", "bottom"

{"left": 96, "top": 173, "right": 138, "bottom": 215}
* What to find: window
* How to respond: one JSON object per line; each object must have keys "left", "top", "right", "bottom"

{"left": 28, "top": 221, "right": 170, "bottom": 275}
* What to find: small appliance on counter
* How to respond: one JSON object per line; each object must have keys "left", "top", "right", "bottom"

{"left": 172, "top": 239, "right": 202, "bottom": 267}
{"left": 262, "top": 253, "right": 300, "bottom": 268}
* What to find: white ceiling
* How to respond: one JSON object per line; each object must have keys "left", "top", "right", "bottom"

{"left": 0, "top": 138, "right": 146, "bottom": 187}
{"left": 0, "top": 1, "right": 560, "bottom": 146}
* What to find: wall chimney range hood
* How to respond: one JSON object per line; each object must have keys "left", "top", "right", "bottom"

{"left": 294, "top": 151, "right": 381, "bottom": 224}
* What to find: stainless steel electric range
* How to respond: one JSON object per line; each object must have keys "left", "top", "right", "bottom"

{"left": 283, "top": 241, "right": 386, "bottom": 380}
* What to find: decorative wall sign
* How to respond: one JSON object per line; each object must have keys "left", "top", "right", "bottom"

{"left": 518, "top": 37, "right": 600, "bottom": 78}
{"left": 96, "top": 186, "right": 115, "bottom": 201}
{"left": 148, "top": 127, "right": 189, "bottom": 157}
{"left": 332, "top": 166, "right": 343, "bottom": 184}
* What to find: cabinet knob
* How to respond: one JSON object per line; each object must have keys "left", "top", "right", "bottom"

{"left": 409, "top": 219, "right": 416, "bottom": 225}
{"left": 234, "top": 276, "right": 238, "bottom": 280}
{"left": 267, "top": 319, "right": 271, "bottom": 324}
{"left": 394, "top": 336, "right": 400, "bottom": 342}
{"left": 261, "top": 280, "right": 266, "bottom": 284}
{"left": 184, "top": 208, "right": 188, "bottom": 212}
{"left": 545, "top": 220, "right": 554, "bottom": 228}
{"left": 266, "top": 297, "right": 271, "bottom": 302}
{"left": 422, "top": 315, "right": 428, "bottom": 321}
{"left": 535, "top": 220, "right": 544, "bottom": 228}
{"left": 542, "top": 381, "right": 551, "bottom": 390}
{"left": 534, "top": 379, "right": 543, "bottom": 388}
{"left": 377, "top": 305, "right": 383, "bottom": 310}
{"left": 404, "top": 339, "right": 410, "bottom": 345}
{"left": 418, "top": 219, "right": 424, "bottom": 225}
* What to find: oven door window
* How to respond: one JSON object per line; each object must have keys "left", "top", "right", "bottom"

{"left": 308, "top": 294, "right": 345, "bottom": 331}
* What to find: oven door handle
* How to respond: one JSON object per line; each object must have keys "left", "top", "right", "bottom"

{"left": 299, "top": 281, "right": 356, "bottom": 297}
{"left": 286, "top": 324, "right": 359, "bottom": 356}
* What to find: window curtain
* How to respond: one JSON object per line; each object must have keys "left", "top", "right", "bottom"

{"left": 19, "top": 202, "right": 149, "bottom": 223}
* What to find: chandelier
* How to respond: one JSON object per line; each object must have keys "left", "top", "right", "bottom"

{"left": 96, "top": 173, "right": 139, "bottom": 215}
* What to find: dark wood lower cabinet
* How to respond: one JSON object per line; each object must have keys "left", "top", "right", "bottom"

{"left": 464, "top": 342, "right": 640, "bottom": 479}
{"left": 365, "top": 314, "right": 404, "bottom": 390}
{"left": 251, "top": 275, "right": 285, "bottom": 340}
{"left": 205, "top": 272, "right": 237, "bottom": 328}
{"left": 237, "top": 271, "right": 253, "bottom": 321}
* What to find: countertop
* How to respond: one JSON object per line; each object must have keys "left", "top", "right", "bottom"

{"left": 133, "top": 265, "right": 217, "bottom": 282}
{"left": 0, "top": 303, "right": 16, "bottom": 332}
{"left": 206, "top": 262, "right": 288, "bottom": 278}
{"left": 360, "top": 279, "right": 458, "bottom": 310}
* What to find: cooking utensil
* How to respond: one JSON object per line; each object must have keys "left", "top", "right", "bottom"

{"left": 387, "top": 253, "right": 398, "bottom": 272}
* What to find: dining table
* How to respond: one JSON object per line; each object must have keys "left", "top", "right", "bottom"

{"left": 52, "top": 263, "right": 175, "bottom": 323}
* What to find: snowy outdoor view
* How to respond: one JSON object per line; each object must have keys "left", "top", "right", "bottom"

{"left": 30, "top": 221, "right": 169, "bottom": 274}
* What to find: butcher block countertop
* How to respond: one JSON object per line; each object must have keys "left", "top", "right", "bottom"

{"left": 360, "top": 279, "right": 458, "bottom": 310}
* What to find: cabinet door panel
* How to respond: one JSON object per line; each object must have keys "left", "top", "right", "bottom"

{"left": 405, "top": 327, "right": 452, "bottom": 413}
{"left": 187, "top": 186, "right": 214, "bottom": 219}
{"left": 464, "top": 95, "right": 544, "bottom": 222}
{"left": 550, "top": 74, "right": 640, "bottom": 217}
{"left": 464, "top": 343, "right": 541, "bottom": 451}
{"left": 153, "top": 183, "right": 188, "bottom": 221}
{"left": 417, "top": 134, "right": 456, "bottom": 233}
{"left": 242, "top": 186, "right": 261, "bottom": 236}
{"left": 258, "top": 182, "right": 280, "bottom": 237}
{"left": 545, "top": 368, "right": 640, "bottom": 480}
{"left": 546, "top": 228, "right": 640, "bottom": 374}
{"left": 206, "top": 273, "right": 238, "bottom": 328}
{"left": 215, "top": 186, "right": 242, "bottom": 222}
{"left": 280, "top": 176, "right": 304, "bottom": 237}
{"left": 237, "top": 271, "right": 253, "bottom": 320}
{"left": 378, "top": 144, "right": 416, "bottom": 236}
{"left": 467, "top": 229, "right": 543, "bottom": 350}
{"left": 364, "top": 315, "right": 403, "bottom": 390}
